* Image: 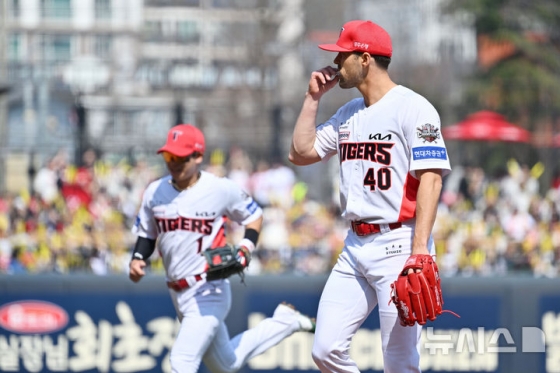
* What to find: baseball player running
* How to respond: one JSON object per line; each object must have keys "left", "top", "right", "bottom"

{"left": 129, "top": 124, "right": 315, "bottom": 373}
{"left": 289, "top": 20, "right": 451, "bottom": 372}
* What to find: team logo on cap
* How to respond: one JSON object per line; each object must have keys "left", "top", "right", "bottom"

{"left": 172, "top": 130, "right": 182, "bottom": 141}
{"left": 416, "top": 124, "right": 440, "bottom": 143}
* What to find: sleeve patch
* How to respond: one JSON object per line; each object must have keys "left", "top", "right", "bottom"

{"left": 246, "top": 200, "right": 259, "bottom": 214}
{"left": 412, "top": 146, "right": 448, "bottom": 160}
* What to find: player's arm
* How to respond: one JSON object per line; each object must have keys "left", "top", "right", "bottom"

{"left": 129, "top": 236, "right": 156, "bottom": 283}
{"left": 411, "top": 168, "right": 443, "bottom": 256}
{"left": 289, "top": 67, "right": 339, "bottom": 166}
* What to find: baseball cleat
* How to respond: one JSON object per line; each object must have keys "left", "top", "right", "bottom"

{"left": 274, "top": 302, "right": 316, "bottom": 333}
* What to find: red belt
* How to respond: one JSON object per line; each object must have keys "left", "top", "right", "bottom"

{"left": 166, "top": 274, "right": 204, "bottom": 292}
{"left": 351, "top": 221, "right": 402, "bottom": 236}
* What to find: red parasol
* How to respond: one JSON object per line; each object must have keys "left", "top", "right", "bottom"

{"left": 554, "top": 133, "right": 560, "bottom": 147}
{"left": 442, "top": 111, "right": 531, "bottom": 143}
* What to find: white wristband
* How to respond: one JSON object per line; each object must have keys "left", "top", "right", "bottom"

{"left": 238, "top": 238, "right": 256, "bottom": 253}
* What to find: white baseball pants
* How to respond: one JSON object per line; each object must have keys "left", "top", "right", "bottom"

{"left": 312, "top": 223, "right": 435, "bottom": 373}
{"left": 168, "top": 279, "right": 301, "bottom": 373}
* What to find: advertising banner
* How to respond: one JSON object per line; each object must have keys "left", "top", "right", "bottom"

{"left": 0, "top": 275, "right": 557, "bottom": 373}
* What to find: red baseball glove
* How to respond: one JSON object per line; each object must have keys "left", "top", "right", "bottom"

{"left": 390, "top": 254, "right": 456, "bottom": 326}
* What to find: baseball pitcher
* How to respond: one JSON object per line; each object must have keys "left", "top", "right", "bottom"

{"left": 289, "top": 20, "right": 453, "bottom": 373}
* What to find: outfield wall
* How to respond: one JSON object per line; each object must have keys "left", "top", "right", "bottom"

{"left": 0, "top": 275, "right": 559, "bottom": 373}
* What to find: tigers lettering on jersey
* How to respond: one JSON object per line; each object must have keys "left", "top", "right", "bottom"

{"left": 155, "top": 216, "right": 213, "bottom": 234}
{"left": 339, "top": 142, "right": 394, "bottom": 164}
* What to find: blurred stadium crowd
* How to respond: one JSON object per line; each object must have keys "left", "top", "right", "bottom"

{"left": 1, "top": 147, "right": 559, "bottom": 278}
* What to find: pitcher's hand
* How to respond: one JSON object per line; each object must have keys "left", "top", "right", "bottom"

{"left": 307, "top": 66, "right": 339, "bottom": 100}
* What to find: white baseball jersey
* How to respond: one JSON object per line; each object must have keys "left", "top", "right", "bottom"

{"left": 132, "top": 170, "right": 262, "bottom": 281}
{"left": 314, "top": 85, "right": 451, "bottom": 223}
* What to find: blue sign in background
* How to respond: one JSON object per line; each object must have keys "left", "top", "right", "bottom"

{"left": 0, "top": 292, "right": 177, "bottom": 373}
{"left": 0, "top": 275, "right": 556, "bottom": 373}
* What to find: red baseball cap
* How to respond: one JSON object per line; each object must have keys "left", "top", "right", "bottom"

{"left": 157, "top": 124, "right": 205, "bottom": 156}
{"left": 318, "top": 20, "right": 392, "bottom": 57}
